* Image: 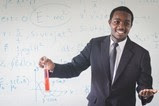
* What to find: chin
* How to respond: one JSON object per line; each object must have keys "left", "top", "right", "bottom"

{"left": 115, "top": 35, "right": 126, "bottom": 41}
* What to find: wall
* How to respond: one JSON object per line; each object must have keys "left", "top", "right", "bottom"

{"left": 0, "top": 0, "right": 159, "bottom": 106}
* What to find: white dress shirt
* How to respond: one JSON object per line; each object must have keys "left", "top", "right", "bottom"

{"left": 109, "top": 37, "right": 127, "bottom": 84}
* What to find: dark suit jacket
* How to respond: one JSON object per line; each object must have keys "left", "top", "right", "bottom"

{"left": 50, "top": 35, "right": 153, "bottom": 106}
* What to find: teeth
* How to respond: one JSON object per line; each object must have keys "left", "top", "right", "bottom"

{"left": 117, "top": 30, "right": 124, "bottom": 34}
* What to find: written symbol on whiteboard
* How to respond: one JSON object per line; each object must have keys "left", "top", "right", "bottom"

{"left": 30, "top": 3, "right": 71, "bottom": 27}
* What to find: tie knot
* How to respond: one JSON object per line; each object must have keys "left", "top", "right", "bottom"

{"left": 113, "top": 43, "right": 118, "bottom": 48}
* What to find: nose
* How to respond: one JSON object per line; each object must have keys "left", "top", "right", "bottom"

{"left": 118, "top": 21, "right": 125, "bottom": 29}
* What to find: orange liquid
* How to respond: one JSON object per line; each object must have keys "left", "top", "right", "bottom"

{"left": 44, "top": 69, "right": 50, "bottom": 91}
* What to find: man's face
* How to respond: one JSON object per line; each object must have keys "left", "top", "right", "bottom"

{"left": 109, "top": 11, "right": 132, "bottom": 42}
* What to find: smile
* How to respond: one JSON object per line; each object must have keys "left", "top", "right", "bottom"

{"left": 117, "top": 30, "right": 125, "bottom": 34}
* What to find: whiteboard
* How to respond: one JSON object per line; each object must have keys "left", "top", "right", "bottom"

{"left": 0, "top": 0, "right": 159, "bottom": 106}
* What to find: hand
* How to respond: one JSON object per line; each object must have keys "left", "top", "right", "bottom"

{"left": 139, "top": 89, "right": 158, "bottom": 99}
{"left": 39, "top": 56, "right": 55, "bottom": 71}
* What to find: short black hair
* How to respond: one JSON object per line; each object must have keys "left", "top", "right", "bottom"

{"left": 109, "top": 6, "right": 134, "bottom": 26}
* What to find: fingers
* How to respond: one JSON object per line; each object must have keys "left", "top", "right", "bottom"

{"left": 152, "top": 89, "right": 158, "bottom": 94}
{"left": 139, "top": 89, "right": 158, "bottom": 98}
{"left": 39, "top": 56, "right": 55, "bottom": 71}
{"left": 39, "top": 56, "right": 48, "bottom": 68}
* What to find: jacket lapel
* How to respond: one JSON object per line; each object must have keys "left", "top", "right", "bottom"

{"left": 113, "top": 37, "right": 134, "bottom": 84}
{"left": 100, "top": 36, "right": 111, "bottom": 81}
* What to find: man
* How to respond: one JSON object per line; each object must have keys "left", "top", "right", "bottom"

{"left": 39, "top": 6, "right": 157, "bottom": 106}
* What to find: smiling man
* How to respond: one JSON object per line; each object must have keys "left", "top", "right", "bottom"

{"left": 39, "top": 6, "right": 157, "bottom": 106}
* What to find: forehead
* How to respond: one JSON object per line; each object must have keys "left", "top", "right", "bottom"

{"left": 112, "top": 11, "right": 132, "bottom": 21}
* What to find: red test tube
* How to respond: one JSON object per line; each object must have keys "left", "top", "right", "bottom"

{"left": 44, "top": 69, "right": 50, "bottom": 91}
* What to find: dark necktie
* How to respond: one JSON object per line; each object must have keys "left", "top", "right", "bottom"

{"left": 110, "top": 43, "right": 118, "bottom": 80}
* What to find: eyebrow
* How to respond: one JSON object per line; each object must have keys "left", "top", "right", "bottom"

{"left": 113, "top": 18, "right": 131, "bottom": 22}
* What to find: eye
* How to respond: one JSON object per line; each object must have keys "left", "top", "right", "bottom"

{"left": 125, "top": 21, "right": 131, "bottom": 27}
{"left": 113, "top": 20, "right": 120, "bottom": 25}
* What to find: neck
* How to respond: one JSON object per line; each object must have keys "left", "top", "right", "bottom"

{"left": 110, "top": 35, "right": 127, "bottom": 43}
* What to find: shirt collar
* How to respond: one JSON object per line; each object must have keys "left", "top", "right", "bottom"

{"left": 110, "top": 37, "right": 127, "bottom": 50}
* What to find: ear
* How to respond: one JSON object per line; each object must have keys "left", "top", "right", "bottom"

{"left": 108, "top": 20, "right": 111, "bottom": 25}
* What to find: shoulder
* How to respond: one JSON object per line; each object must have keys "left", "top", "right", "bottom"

{"left": 128, "top": 38, "right": 149, "bottom": 54}
{"left": 90, "top": 35, "right": 109, "bottom": 43}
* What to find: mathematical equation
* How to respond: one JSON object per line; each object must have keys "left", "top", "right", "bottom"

{"left": 0, "top": 76, "right": 29, "bottom": 92}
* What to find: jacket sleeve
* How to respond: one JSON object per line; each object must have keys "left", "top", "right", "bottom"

{"left": 49, "top": 39, "right": 93, "bottom": 78}
{"left": 136, "top": 50, "right": 153, "bottom": 105}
